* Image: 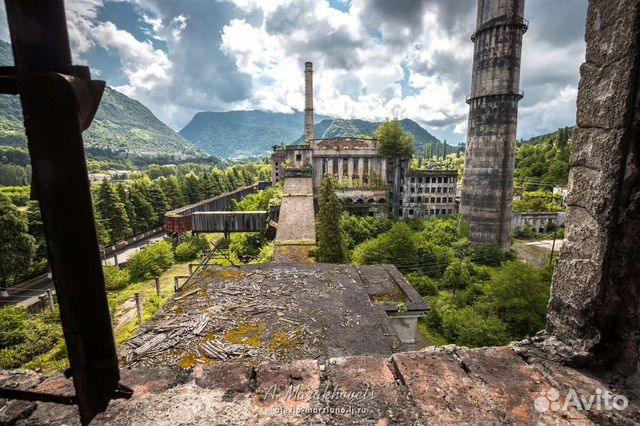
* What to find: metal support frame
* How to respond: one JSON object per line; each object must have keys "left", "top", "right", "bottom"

{"left": 1, "top": 1, "right": 131, "bottom": 424}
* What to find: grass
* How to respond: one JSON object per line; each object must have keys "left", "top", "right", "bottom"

{"left": 417, "top": 317, "right": 448, "bottom": 347}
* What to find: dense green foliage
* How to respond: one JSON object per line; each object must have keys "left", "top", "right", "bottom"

{"left": 0, "top": 161, "right": 266, "bottom": 285}
{"left": 343, "top": 213, "right": 551, "bottom": 347}
{"left": 0, "top": 307, "right": 62, "bottom": 369}
{"left": 515, "top": 127, "right": 572, "bottom": 191}
{"left": 174, "top": 234, "right": 210, "bottom": 262}
{"left": 0, "top": 193, "right": 36, "bottom": 288}
{"left": 341, "top": 212, "right": 393, "bottom": 250}
{"left": 127, "top": 241, "right": 174, "bottom": 282}
{"left": 103, "top": 265, "right": 131, "bottom": 291}
{"left": 232, "top": 186, "right": 282, "bottom": 211}
{"left": 374, "top": 120, "right": 415, "bottom": 159}
{"left": 513, "top": 191, "right": 564, "bottom": 212}
{"left": 317, "top": 176, "right": 346, "bottom": 263}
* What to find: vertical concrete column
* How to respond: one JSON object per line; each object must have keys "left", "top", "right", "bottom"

{"left": 545, "top": 0, "right": 640, "bottom": 377}
{"left": 460, "top": 0, "right": 527, "bottom": 251}
{"left": 348, "top": 158, "right": 354, "bottom": 186}
{"left": 338, "top": 158, "right": 344, "bottom": 183}
{"left": 304, "top": 62, "right": 314, "bottom": 143}
{"left": 327, "top": 158, "right": 334, "bottom": 178}
{"left": 358, "top": 157, "right": 365, "bottom": 182}
{"left": 380, "top": 159, "right": 387, "bottom": 186}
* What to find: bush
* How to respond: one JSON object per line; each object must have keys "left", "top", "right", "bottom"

{"left": 127, "top": 240, "right": 174, "bottom": 281}
{"left": 0, "top": 307, "right": 62, "bottom": 369}
{"left": 471, "top": 243, "right": 505, "bottom": 267}
{"left": 440, "top": 306, "right": 510, "bottom": 348}
{"left": 405, "top": 273, "right": 437, "bottom": 296}
{"left": 229, "top": 232, "right": 265, "bottom": 258}
{"left": 103, "top": 265, "right": 130, "bottom": 290}
{"left": 175, "top": 241, "right": 199, "bottom": 261}
{"left": 253, "top": 242, "right": 275, "bottom": 264}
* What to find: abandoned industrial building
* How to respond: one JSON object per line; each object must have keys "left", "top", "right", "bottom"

{"left": 271, "top": 62, "right": 459, "bottom": 219}
{"left": 0, "top": 0, "right": 639, "bottom": 425}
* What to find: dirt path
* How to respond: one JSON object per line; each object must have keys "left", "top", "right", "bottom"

{"left": 512, "top": 239, "right": 564, "bottom": 269}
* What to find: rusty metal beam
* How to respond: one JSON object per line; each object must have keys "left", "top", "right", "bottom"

{"left": 3, "top": 0, "right": 131, "bottom": 424}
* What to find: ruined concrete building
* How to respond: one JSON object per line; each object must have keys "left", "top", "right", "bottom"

{"left": 271, "top": 62, "right": 457, "bottom": 218}
{"left": 3, "top": 0, "right": 640, "bottom": 425}
{"left": 460, "top": 0, "right": 528, "bottom": 250}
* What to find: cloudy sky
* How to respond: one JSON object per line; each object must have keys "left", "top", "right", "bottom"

{"left": 0, "top": 0, "right": 587, "bottom": 144}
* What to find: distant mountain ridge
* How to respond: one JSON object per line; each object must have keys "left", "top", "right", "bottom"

{"left": 180, "top": 111, "right": 442, "bottom": 159}
{"left": 179, "top": 110, "right": 332, "bottom": 159}
{"left": 0, "top": 40, "right": 204, "bottom": 159}
{"left": 294, "top": 118, "right": 441, "bottom": 151}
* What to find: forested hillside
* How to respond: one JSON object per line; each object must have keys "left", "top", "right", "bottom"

{"left": 179, "top": 110, "right": 332, "bottom": 158}
{"left": 294, "top": 118, "right": 442, "bottom": 154}
{"left": 515, "top": 127, "right": 572, "bottom": 191}
{"left": 0, "top": 40, "right": 203, "bottom": 159}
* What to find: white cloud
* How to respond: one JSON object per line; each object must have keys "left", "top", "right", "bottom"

{"left": 0, "top": 0, "right": 588, "bottom": 143}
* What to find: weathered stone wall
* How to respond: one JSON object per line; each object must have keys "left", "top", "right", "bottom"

{"left": 546, "top": 0, "right": 640, "bottom": 381}
{"left": 460, "top": 0, "right": 526, "bottom": 251}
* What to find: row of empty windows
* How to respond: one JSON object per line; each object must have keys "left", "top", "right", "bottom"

{"left": 408, "top": 197, "right": 454, "bottom": 204}
{"left": 409, "top": 186, "right": 454, "bottom": 194}
{"left": 400, "top": 208, "right": 454, "bottom": 216}
{"left": 409, "top": 176, "right": 455, "bottom": 184}
{"left": 322, "top": 158, "right": 370, "bottom": 175}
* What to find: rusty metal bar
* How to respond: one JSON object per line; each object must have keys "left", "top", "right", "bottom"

{"left": 3, "top": 0, "right": 131, "bottom": 424}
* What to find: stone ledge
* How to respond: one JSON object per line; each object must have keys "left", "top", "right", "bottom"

{"left": 1, "top": 346, "right": 638, "bottom": 425}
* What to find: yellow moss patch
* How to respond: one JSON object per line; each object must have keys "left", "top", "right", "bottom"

{"left": 178, "top": 354, "right": 197, "bottom": 369}
{"left": 268, "top": 330, "right": 303, "bottom": 358}
{"left": 216, "top": 269, "right": 247, "bottom": 279}
{"left": 224, "top": 322, "right": 265, "bottom": 346}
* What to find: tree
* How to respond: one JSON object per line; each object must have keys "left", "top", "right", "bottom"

{"left": 129, "top": 186, "right": 157, "bottom": 234}
{"left": 25, "top": 201, "right": 47, "bottom": 261}
{"left": 157, "top": 176, "right": 185, "bottom": 209}
{"left": 317, "top": 175, "right": 345, "bottom": 263}
{"left": 0, "top": 194, "right": 36, "bottom": 295}
{"left": 481, "top": 261, "right": 550, "bottom": 338}
{"left": 95, "top": 180, "right": 132, "bottom": 243}
{"left": 147, "top": 182, "right": 169, "bottom": 227}
{"left": 351, "top": 222, "right": 418, "bottom": 272}
{"left": 116, "top": 183, "right": 136, "bottom": 237}
{"left": 183, "top": 171, "right": 203, "bottom": 204}
{"left": 374, "top": 120, "right": 415, "bottom": 159}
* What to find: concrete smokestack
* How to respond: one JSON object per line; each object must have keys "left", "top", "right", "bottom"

{"left": 460, "top": 0, "right": 527, "bottom": 251}
{"left": 304, "top": 61, "right": 314, "bottom": 143}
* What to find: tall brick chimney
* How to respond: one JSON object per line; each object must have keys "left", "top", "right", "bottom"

{"left": 304, "top": 62, "right": 314, "bottom": 143}
{"left": 460, "top": 0, "right": 528, "bottom": 251}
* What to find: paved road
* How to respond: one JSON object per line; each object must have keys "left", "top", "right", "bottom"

{"left": 1, "top": 232, "right": 166, "bottom": 308}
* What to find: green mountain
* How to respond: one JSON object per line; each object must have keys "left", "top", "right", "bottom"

{"left": 179, "top": 110, "right": 332, "bottom": 159}
{"left": 181, "top": 112, "right": 442, "bottom": 159}
{"left": 294, "top": 118, "right": 441, "bottom": 152}
{"left": 515, "top": 127, "right": 572, "bottom": 190}
{"left": 0, "top": 40, "right": 203, "bottom": 159}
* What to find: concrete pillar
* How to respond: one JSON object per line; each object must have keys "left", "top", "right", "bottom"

{"left": 380, "top": 159, "right": 387, "bottom": 185}
{"left": 304, "top": 62, "right": 314, "bottom": 143}
{"left": 460, "top": 0, "right": 527, "bottom": 251}
{"left": 338, "top": 158, "right": 344, "bottom": 183}
{"left": 358, "top": 157, "right": 365, "bottom": 182}
{"left": 327, "top": 158, "right": 334, "bottom": 178}
{"left": 544, "top": 0, "right": 640, "bottom": 379}
{"left": 348, "top": 158, "right": 354, "bottom": 186}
